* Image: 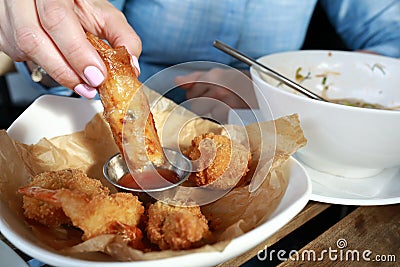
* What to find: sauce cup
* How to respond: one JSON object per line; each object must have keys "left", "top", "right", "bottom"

{"left": 103, "top": 148, "right": 192, "bottom": 203}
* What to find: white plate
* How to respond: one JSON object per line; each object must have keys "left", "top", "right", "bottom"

{"left": 7, "top": 95, "right": 103, "bottom": 144}
{"left": 296, "top": 157, "right": 400, "bottom": 206}
{"left": 1, "top": 95, "right": 311, "bottom": 267}
{"left": 229, "top": 109, "right": 400, "bottom": 206}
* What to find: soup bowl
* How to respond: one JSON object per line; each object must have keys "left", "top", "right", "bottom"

{"left": 251, "top": 50, "right": 400, "bottom": 178}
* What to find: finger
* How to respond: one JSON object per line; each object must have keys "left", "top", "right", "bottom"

{"left": 0, "top": 26, "right": 20, "bottom": 61}
{"left": 96, "top": 2, "right": 142, "bottom": 56}
{"left": 175, "top": 71, "right": 204, "bottom": 89}
{"left": 9, "top": 0, "right": 83, "bottom": 89}
{"left": 184, "top": 83, "right": 211, "bottom": 99}
{"left": 101, "top": 7, "right": 142, "bottom": 76}
{"left": 74, "top": 0, "right": 142, "bottom": 75}
{"left": 187, "top": 81, "right": 233, "bottom": 101}
{"left": 193, "top": 85, "right": 249, "bottom": 110}
{"left": 189, "top": 80, "right": 255, "bottom": 108}
{"left": 178, "top": 70, "right": 233, "bottom": 99}
{"left": 203, "top": 87, "right": 249, "bottom": 108}
{"left": 0, "top": 0, "right": 38, "bottom": 60}
{"left": 0, "top": 1, "right": 20, "bottom": 60}
{"left": 200, "top": 85, "right": 231, "bottom": 100}
{"left": 36, "top": 0, "right": 106, "bottom": 87}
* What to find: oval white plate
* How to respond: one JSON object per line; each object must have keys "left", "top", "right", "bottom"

{"left": 0, "top": 95, "right": 311, "bottom": 267}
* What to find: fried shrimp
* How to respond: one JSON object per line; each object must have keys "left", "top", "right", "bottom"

{"left": 20, "top": 169, "right": 109, "bottom": 226}
{"left": 184, "top": 133, "right": 251, "bottom": 190}
{"left": 86, "top": 32, "right": 165, "bottom": 171}
{"left": 146, "top": 201, "right": 210, "bottom": 250}
{"left": 18, "top": 186, "right": 144, "bottom": 243}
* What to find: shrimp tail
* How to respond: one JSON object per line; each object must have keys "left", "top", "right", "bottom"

{"left": 18, "top": 186, "right": 61, "bottom": 206}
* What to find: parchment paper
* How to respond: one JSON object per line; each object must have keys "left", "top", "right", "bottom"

{"left": 0, "top": 88, "right": 306, "bottom": 261}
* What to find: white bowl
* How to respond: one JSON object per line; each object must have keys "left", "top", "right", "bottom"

{"left": 251, "top": 50, "right": 400, "bottom": 178}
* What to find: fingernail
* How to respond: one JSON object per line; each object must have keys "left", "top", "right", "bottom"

{"left": 84, "top": 66, "right": 105, "bottom": 87}
{"left": 130, "top": 56, "right": 141, "bottom": 76}
{"left": 74, "top": 84, "right": 97, "bottom": 99}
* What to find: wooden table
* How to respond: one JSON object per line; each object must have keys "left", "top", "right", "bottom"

{"left": 2, "top": 201, "right": 398, "bottom": 266}
{"left": 221, "top": 202, "right": 399, "bottom": 267}
{"left": 278, "top": 204, "right": 399, "bottom": 267}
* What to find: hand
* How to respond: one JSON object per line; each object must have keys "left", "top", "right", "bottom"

{"left": 0, "top": 0, "right": 141, "bottom": 98}
{"left": 175, "top": 68, "right": 258, "bottom": 122}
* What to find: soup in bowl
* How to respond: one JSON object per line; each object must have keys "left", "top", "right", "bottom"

{"left": 251, "top": 50, "right": 400, "bottom": 178}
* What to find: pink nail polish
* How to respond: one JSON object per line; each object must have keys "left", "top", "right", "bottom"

{"left": 130, "top": 56, "right": 141, "bottom": 76}
{"left": 74, "top": 84, "right": 97, "bottom": 99}
{"left": 84, "top": 66, "right": 105, "bottom": 87}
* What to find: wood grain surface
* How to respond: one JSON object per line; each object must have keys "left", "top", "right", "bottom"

{"left": 279, "top": 204, "right": 400, "bottom": 266}
{"left": 218, "top": 201, "right": 331, "bottom": 267}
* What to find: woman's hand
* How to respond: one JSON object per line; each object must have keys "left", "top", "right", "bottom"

{"left": 175, "top": 68, "right": 258, "bottom": 122}
{"left": 0, "top": 0, "right": 141, "bottom": 98}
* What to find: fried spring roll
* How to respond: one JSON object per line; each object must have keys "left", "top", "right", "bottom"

{"left": 87, "top": 32, "right": 165, "bottom": 170}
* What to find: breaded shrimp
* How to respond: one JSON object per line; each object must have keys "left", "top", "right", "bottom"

{"left": 18, "top": 186, "right": 144, "bottom": 243}
{"left": 184, "top": 133, "right": 251, "bottom": 190}
{"left": 20, "top": 169, "right": 109, "bottom": 226}
{"left": 146, "top": 201, "right": 210, "bottom": 250}
{"left": 86, "top": 32, "right": 165, "bottom": 171}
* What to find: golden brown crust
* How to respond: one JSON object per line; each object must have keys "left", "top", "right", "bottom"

{"left": 51, "top": 190, "right": 144, "bottom": 240}
{"left": 146, "top": 201, "right": 210, "bottom": 250}
{"left": 19, "top": 169, "right": 144, "bottom": 243}
{"left": 185, "top": 133, "right": 251, "bottom": 190}
{"left": 86, "top": 32, "right": 165, "bottom": 169}
{"left": 20, "top": 169, "right": 109, "bottom": 226}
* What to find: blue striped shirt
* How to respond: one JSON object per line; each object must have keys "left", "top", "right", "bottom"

{"left": 16, "top": 0, "right": 400, "bottom": 100}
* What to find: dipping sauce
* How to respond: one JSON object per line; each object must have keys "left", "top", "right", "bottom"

{"left": 118, "top": 168, "right": 180, "bottom": 190}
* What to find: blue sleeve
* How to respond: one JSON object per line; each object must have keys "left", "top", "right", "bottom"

{"left": 320, "top": 0, "right": 400, "bottom": 57}
{"left": 109, "top": 0, "right": 126, "bottom": 10}
{"left": 14, "top": 62, "right": 75, "bottom": 97}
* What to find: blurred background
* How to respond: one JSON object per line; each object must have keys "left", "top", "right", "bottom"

{"left": 0, "top": 1, "right": 347, "bottom": 130}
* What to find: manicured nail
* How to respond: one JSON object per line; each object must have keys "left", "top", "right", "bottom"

{"left": 130, "top": 56, "right": 141, "bottom": 76}
{"left": 74, "top": 84, "right": 97, "bottom": 99}
{"left": 84, "top": 66, "right": 104, "bottom": 87}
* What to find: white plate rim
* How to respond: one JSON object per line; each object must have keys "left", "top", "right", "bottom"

{"left": 309, "top": 171, "right": 400, "bottom": 206}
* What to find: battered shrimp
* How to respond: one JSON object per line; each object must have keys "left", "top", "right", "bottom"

{"left": 146, "top": 201, "right": 210, "bottom": 250}
{"left": 18, "top": 186, "right": 144, "bottom": 243}
{"left": 20, "top": 169, "right": 109, "bottom": 226}
{"left": 86, "top": 32, "right": 165, "bottom": 171}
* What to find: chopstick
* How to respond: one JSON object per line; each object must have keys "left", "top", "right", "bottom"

{"left": 213, "top": 40, "right": 328, "bottom": 102}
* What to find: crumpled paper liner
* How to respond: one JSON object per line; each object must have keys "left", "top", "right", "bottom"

{"left": 0, "top": 88, "right": 306, "bottom": 261}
